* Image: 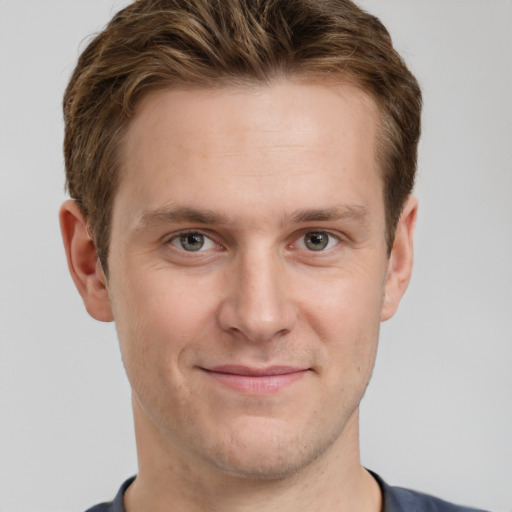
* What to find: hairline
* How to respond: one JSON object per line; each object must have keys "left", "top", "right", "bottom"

{"left": 98, "top": 72, "right": 394, "bottom": 272}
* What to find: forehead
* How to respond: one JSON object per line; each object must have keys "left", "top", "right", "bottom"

{"left": 124, "top": 79, "right": 379, "bottom": 156}
{"left": 114, "top": 80, "right": 383, "bottom": 230}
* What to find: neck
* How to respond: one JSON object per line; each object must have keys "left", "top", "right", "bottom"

{"left": 125, "top": 400, "right": 381, "bottom": 512}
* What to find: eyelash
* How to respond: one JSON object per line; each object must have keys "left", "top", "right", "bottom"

{"left": 167, "top": 230, "right": 221, "bottom": 253}
{"left": 165, "top": 229, "right": 342, "bottom": 254}
{"left": 293, "top": 231, "right": 341, "bottom": 252}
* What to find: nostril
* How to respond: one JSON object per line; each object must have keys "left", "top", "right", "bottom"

{"left": 216, "top": 259, "right": 298, "bottom": 342}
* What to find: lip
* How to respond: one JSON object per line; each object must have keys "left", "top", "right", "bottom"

{"left": 201, "top": 365, "right": 309, "bottom": 394}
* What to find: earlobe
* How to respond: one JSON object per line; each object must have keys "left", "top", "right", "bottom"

{"left": 381, "top": 196, "right": 418, "bottom": 321}
{"left": 59, "top": 199, "right": 114, "bottom": 322}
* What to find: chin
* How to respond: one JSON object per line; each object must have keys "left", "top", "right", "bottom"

{"left": 210, "top": 447, "right": 313, "bottom": 482}
{"left": 198, "top": 416, "right": 344, "bottom": 482}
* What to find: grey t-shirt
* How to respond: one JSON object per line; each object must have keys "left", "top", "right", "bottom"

{"left": 84, "top": 472, "right": 489, "bottom": 512}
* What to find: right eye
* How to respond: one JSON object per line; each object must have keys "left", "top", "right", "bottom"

{"left": 169, "top": 232, "right": 216, "bottom": 252}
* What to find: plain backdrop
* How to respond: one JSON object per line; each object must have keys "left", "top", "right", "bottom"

{"left": 0, "top": 1, "right": 510, "bottom": 511}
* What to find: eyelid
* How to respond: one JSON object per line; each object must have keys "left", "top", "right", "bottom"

{"left": 165, "top": 229, "right": 220, "bottom": 252}
{"left": 291, "top": 229, "right": 343, "bottom": 251}
{"left": 165, "top": 228, "right": 212, "bottom": 240}
{"left": 162, "top": 228, "right": 344, "bottom": 253}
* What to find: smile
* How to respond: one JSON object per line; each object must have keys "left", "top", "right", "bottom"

{"left": 201, "top": 366, "right": 310, "bottom": 394}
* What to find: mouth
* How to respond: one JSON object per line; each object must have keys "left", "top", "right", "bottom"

{"left": 200, "top": 365, "right": 310, "bottom": 394}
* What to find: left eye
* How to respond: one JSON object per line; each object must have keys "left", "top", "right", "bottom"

{"left": 170, "top": 232, "right": 216, "bottom": 252}
{"left": 297, "top": 232, "right": 339, "bottom": 252}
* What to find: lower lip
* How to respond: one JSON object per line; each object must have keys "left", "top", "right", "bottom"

{"left": 203, "top": 369, "right": 308, "bottom": 394}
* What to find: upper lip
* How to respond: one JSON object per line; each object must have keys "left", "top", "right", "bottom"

{"left": 204, "top": 365, "right": 308, "bottom": 376}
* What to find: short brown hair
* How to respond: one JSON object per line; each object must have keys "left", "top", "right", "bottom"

{"left": 63, "top": 0, "right": 422, "bottom": 270}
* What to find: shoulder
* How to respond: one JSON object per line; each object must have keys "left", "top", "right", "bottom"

{"left": 84, "top": 504, "right": 111, "bottom": 512}
{"left": 370, "top": 472, "right": 490, "bottom": 512}
{"left": 386, "top": 486, "right": 489, "bottom": 512}
{"left": 83, "top": 477, "right": 135, "bottom": 512}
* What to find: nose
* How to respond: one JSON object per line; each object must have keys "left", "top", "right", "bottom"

{"left": 217, "top": 247, "right": 297, "bottom": 343}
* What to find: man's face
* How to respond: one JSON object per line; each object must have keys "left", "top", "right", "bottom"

{"left": 102, "top": 80, "right": 408, "bottom": 478}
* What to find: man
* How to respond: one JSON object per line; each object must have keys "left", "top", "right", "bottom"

{"left": 59, "top": 0, "right": 488, "bottom": 511}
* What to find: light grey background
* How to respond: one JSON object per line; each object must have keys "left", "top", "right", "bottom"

{"left": 0, "top": 1, "right": 510, "bottom": 511}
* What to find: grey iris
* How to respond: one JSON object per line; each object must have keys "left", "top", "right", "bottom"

{"left": 305, "top": 232, "right": 329, "bottom": 251}
{"left": 180, "top": 233, "right": 204, "bottom": 251}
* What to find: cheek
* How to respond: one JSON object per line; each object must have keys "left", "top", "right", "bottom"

{"left": 297, "top": 263, "right": 384, "bottom": 379}
{"left": 110, "top": 269, "right": 218, "bottom": 376}
{"left": 300, "top": 262, "right": 385, "bottom": 336}
{"left": 109, "top": 270, "right": 221, "bottom": 427}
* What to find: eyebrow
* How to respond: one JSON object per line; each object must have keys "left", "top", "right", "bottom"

{"left": 134, "top": 203, "right": 369, "bottom": 231}
{"left": 135, "top": 206, "right": 230, "bottom": 231}
{"left": 288, "top": 205, "right": 369, "bottom": 225}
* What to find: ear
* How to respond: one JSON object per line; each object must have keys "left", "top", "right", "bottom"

{"left": 381, "top": 195, "right": 418, "bottom": 321}
{"left": 59, "top": 199, "right": 114, "bottom": 322}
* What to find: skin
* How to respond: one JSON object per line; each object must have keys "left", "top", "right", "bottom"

{"left": 60, "top": 80, "right": 417, "bottom": 512}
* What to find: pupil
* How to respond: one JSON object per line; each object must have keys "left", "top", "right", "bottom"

{"left": 306, "top": 232, "right": 328, "bottom": 251}
{"left": 181, "top": 233, "right": 204, "bottom": 251}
